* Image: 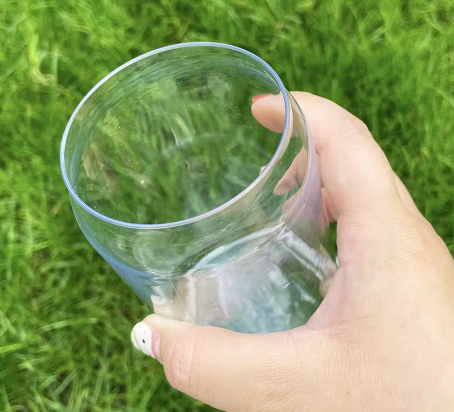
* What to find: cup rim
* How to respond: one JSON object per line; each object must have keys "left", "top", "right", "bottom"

{"left": 60, "top": 41, "right": 298, "bottom": 229}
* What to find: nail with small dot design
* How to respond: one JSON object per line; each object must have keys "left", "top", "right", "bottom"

{"left": 131, "top": 322, "right": 154, "bottom": 358}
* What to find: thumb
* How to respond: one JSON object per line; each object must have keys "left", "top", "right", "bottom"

{"left": 131, "top": 315, "right": 325, "bottom": 411}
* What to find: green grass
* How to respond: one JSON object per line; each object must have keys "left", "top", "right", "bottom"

{"left": 1, "top": 0, "right": 454, "bottom": 410}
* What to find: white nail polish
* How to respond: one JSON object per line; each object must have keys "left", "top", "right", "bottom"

{"left": 131, "top": 322, "right": 154, "bottom": 357}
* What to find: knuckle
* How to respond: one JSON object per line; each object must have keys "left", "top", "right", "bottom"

{"left": 380, "top": 216, "right": 442, "bottom": 269}
{"left": 345, "top": 114, "right": 369, "bottom": 136}
{"left": 404, "top": 218, "right": 438, "bottom": 255}
{"left": 164, "top": 330, "right": 199, "bottom": 394}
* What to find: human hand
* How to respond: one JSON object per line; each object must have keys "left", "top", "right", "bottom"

{"left": 131, "top": 92, "right": 454, "bottom": 412}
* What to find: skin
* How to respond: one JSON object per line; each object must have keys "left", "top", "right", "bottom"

{"left": 133, "top": 93, "right": 454, "bottom": 412}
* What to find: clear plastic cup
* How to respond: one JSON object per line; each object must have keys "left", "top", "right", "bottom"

{"left": 60, "top": 42, "right": 336, "bottom": 333}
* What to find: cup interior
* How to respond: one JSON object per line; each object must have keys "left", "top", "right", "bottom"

{"left": 62, "top": 44, "right": 286, "bottom": 225}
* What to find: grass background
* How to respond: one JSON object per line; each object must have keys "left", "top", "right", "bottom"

{"left": 1, "top": 0, "right": 453, "bottom": 410}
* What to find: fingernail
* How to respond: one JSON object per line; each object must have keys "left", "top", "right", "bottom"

{"left": 274, "top": 183, "right": 293, "bottom": 195}
{"left": 131, "top": 322, "right": 160, "bottom": 359}
{"left": 252, "top": 93, "right": 273, "bottom": 103}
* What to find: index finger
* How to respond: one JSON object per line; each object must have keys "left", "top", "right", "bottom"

{"left": 251, "top": 92, "right": 402, "bottom": 219}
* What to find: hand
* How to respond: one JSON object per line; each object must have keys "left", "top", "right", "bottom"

{"left": 131, "top": 92, "right": 454, "bottom": 412}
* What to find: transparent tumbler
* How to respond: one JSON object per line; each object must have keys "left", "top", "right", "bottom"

{"left": 61, "top": 42, "right": 337, "bottom": 333}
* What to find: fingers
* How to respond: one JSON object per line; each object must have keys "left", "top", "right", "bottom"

{"left": 274, "top": 149, "right": 308, "bottom": 195}
{"left": 132, "top": 315, "right": 324, "bottom": 411}
{"left": 393, "top": 173, "right": 425, "bottom": 221}
{"left": 252, "top": 92, "right": 403, "bottom": 219}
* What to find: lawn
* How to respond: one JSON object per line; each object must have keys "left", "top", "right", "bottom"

{"left": 1, "top": 0, "right": 453, "bottom": 410}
